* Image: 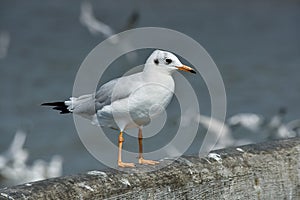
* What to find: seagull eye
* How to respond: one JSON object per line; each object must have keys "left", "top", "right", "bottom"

{"left": 154, "top": 59, "right": 159, "bottom": 65}
{"left": 165, "top": 59, "right": 172, "bottom": 64}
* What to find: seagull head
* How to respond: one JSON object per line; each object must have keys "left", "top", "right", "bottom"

{"left": 145, "top": 50, "right": 196, "bottom": 75}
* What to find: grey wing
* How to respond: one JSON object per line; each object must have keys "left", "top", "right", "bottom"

{"left": 95, "top": 72, "right": 143, "bottom": 111}
{"left": 95, "top": 79, "right": 117, "bottom": 110}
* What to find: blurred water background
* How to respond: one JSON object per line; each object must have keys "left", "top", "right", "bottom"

{"left": 0, "top": 0, "right": 300, "bottom": 186}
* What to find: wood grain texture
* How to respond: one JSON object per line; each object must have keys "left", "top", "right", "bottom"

{"left": 0, "top": 138, "right": 300, "bottom": 199}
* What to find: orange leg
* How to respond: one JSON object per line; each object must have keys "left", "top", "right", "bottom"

{"left": 138, "top": 128, "right": 159, "bottom": 165}
{"left": 118, "top": 131, "right": 135, "bottom": 168}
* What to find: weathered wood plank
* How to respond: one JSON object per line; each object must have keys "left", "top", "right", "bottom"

{"left": 0, "top": 138, "right": 300, "bottom": 199}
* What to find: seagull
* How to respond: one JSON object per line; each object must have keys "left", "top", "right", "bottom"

{"left": 181, "top": 110, "right": 234, "bottom": 150}
{"left": 79, "top": 1, "right": 114, "bottom": 38}
{"left": 196, "top": 115, "right": 234, "bottom": 150}
{"left": 227, "top": 113, "right": 265, "bottom": 132}
{"left": 285, "top": 119, "right": 300, "bottom": 137}
{"left": 79, "top": 1, "right": 139, "bottom": 62}
{"left": 42, "top": 50, "right": 196, "bottom": 167}
{"left": 0, "top": 130, "right": 28, "bottom": 170}
{"left": 0, "top": 131, "right": 63, "bottom": 186}
{"left": 79, "top": 1, "right": 139, "bottom": 39}
{"left": 264, "top": 107, "right": 288, "bottom": 139}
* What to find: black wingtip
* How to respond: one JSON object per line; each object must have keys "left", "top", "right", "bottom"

{"left": 41, "top": 102, "right": 66, "bottom": 106}
{"left": 41, "top": 101, "right": 71, "bottom": 114}
{"left": 190, "top": 69, "right": 196, "bottom": 74}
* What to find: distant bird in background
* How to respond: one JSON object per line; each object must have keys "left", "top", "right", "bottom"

{"left": 79, "top": 1, "right": 139, "bottom": 39}
{"left": 227, "top": 107, "right": 293, "bottom": 141}
{"left": 227, "top": 112, "right": 268, "bottom": 145}
{"left": 227, "top": 113, "right": 265, "bottom": 132}
{"left": 79, "top": 1, "right": 139, "bottom": 62}
{"left": 263, "top": 107, "right": 292, "bottom": 139}
{"left": 46, "top": 155, "right": 63, "bottom": 178}
{"left": 80, "top": 1, "right": 114, "bottom": 38}
{"left": 181, "top": 107, "right": 297, "bottom": 150}
{"left": 285, "top": 119, "right": 300, "bottom": 137}
{"left": 196, "top": 114, "right": 234, "bottom": 150}
{"left": 0, "top": 131, "right": 63, "bottom": 186}
{"left": 0, "top": 130, "right": 28, "bottom": 171}
{"left": 181, "top": 110, "right": 234, "bottom": 150}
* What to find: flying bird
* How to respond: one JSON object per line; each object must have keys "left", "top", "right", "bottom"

{"left": 42, "top": 50, "right": 196, "bottom": 167}
{"left": 79, "top": 1, "right": 139, "bottom": 38}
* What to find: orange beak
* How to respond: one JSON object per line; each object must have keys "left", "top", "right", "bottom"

{"left": 176, "top": 65, "right": 196, "bottom": 74}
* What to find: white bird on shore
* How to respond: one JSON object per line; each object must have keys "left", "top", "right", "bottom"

{"left": 0, "top": 131, "right": 63, "bottom": 186}
{"left": 264, "top": 107, "right": 291, "bottom": 139}
{"left": 46, "top": 155, "right": 63, "bottom": 178}
{"left": 227, "top": 113, "right": 268, "bottom": 144}
{"left": 0, "top": 130, "right": 28, "bottom": 170}
{"left": 227, "top": 113, "right": 265, "bottom": 132}
{"left": 181, "top": 110, "right": 234, "bottom": 150}
{"left": 227, "top": 108, "right": 293, "bottom": 142}
{"left": 285, "top": 119, "right": 300, "bottom": 137}
{"left": 42, "top": 50, "right": 196, "bottom": 167}
{"left": 181, "top": 107, "right": 296, "bottom": 151}
{"left": 196, "top": 115, "right": 234, "bottom": 150}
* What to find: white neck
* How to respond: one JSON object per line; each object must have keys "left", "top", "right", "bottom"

{"left": 142, "top": 65, "right": 175, "bottom": 90}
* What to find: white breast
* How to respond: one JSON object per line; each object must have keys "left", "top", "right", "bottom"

{"left": 102, "top": 74, "right": 175, "bottom": 130}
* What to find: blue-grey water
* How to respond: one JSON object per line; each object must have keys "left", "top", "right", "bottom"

{"left": 0, "top": 0, "right": 300, "bottom": 178}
